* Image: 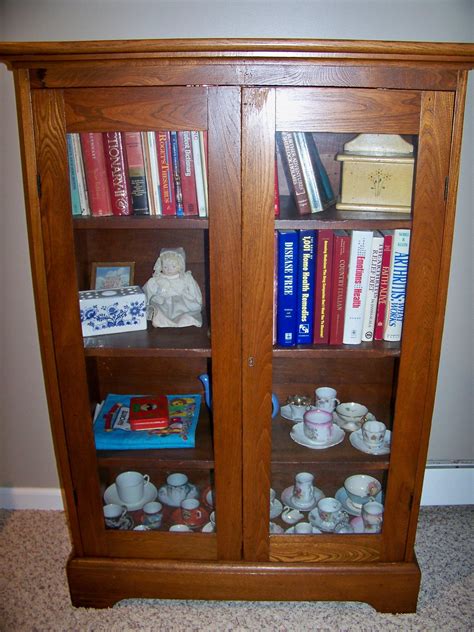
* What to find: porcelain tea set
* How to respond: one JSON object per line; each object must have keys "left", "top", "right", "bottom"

{"left": 269, "top": 471, "right": 384, "bottom": 534}
{"left": 103, "top": 470, "right": 215, "bottom": 532}
{"left": 281, "top": 386, "right": 391, "bottom": 455}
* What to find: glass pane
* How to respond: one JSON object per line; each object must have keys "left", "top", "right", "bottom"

{"left": 270, "top": 129, "right": 416, "bottom": 536}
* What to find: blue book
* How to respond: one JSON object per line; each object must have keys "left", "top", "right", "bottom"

{"left": 296, "top": 230, "right": 316, "bottom": 344}
{"left": 93, "top": 393, "right": 201, "bottom": 450}
{"left": 66, "top": 134, "right": 82, "bottom": 215}
{"left": 170, "top": 131, "right": 184, "bottom": 216}
{"left": 277, "top": 230, "right": 299, "bottom": 346}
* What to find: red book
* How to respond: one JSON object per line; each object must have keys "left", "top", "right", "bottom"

{"left": 178, "top": 131, "right": 199, "bottom": 216}
{"left": 156, "top": 131, "right": 176, "bottom": 215}
{"left": 313, "top": 230, "right": 334, "bottom": 344}
{"left": 328, "top": 230, "right": 350, "bottom": 345}
{"left": 102, "top": 132, "right": 132, "bottom": 216}
{"left": 129, "top": 396, "right": 169, "bottom": 431}
{"left": 374, "top": 231, "right": 394, "bottom": 340}
{"left": 80, "top": 132, "right": 113, "bottom": 216}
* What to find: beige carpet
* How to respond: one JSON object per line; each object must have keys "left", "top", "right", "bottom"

{"left": 0, "top": 505, "right": 472, "bottom": 631}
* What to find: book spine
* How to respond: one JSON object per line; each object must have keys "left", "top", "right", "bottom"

{"left": 296, "top": 230, "right": 316, "bottom": 344}
{"left": 170, "top": 131, "right": 184, "bottom": 217}
{"left": 361, "top": 232, "right": 384, "bottom": 342}
{"left": 66, "top": 134, "right": 82, "bottom": 216}
{"left": 277, "top": 131, "right": 311, "bottom": 215}
{"left": 373, "top": 232, "right": 394, "bottom": 340}
{"left": 277, "top": 230, "right": 299, "bottom": 346}
{"left": 342, "top": 231, "right": 373, "bottom": 344}
{"left": 200, "top": 131, "right": 209, "bottom": 212}
{"left": 145, "top": 131, "right": 162, "bottom": 216}
{"left": 273, "top": 230, "right": 278, "bottom": 344}
{"left": 191, "top": 130, "right": 207, "bottom": 217}
{"left": 156, "top": 131, "right": 176, "bottom": 215}
{"left": 178, "top": 131, "right": 198, "bottom": 216}
{"left": 307, "top": 133, "right": 336, "bottom": 206}
{"left": 71, "top": 133, "right": 90, "bottom": 215}
{"left": 103, "top": 131, "right": 132, "bottom": 216}
{"left": 383, "top": 229, "right": 411, "bottom": 341}
{"left": 123, "top": 131, "right": 149, "bottom": 215}
{"left": 313, "top": 229, "right": 334, "bottom": 344}
{"left": 274, "top": 158, "right": 280, "bottom": 217}
{"left": 293, "top": 132, "right": 324, "bottom": 213}
{"left": 80, "top": 132, "right": 113, "bottom": 216}
{"left": 328, "top": 230, "right": 350, "bottom": 345}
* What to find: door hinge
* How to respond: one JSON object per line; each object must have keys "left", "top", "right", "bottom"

{"left": 444, "top": 176, "right": 449, "bottom": 201}
{"left": 36, "top": 173, "right": 42, "bottom": 199}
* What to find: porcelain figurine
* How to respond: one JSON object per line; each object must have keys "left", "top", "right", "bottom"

{"left": 143, "top": 248, "right": 203, "bottom": 328}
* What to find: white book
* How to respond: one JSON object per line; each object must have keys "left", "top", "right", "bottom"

{"left": 145, "top": 131, "right": 162, "bottom": 216}
{"left": 191, "top": 130, "right": 207, "bottom": 217}
{"left": 361, "top": 232, "right": 384, "bottom": 342}
{"left": 342, "top": 231, "right": 373, "bottom": 344}
{"left": 383, "top": 229, "right": 411, "bottom": 341}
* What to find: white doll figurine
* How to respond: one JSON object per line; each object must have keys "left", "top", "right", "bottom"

{"left": 143, "top": 248, "right": 203, "bottom": 328}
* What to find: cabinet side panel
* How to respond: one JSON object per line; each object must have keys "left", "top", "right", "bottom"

{"left": 382, "top": 91, "right": 455, "bottom": 561}
{"left": 32, "top": 89, "right": 105, "bottom": 555}
{"left": 208, "top": 87, "right": 243, "bottom": 560}
{"left": 242, "top": 88, "right": 276, "bottom": 561}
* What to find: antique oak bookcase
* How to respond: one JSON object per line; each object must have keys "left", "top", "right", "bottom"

{"left": 1, "top": 39, "right": 473, "bottom": 612}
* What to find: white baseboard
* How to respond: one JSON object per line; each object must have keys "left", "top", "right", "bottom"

{"left": 0, "top": 466, "right": 472, "bottom": 509}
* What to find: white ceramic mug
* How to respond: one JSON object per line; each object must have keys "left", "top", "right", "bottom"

{"left": 293, "top": 472, "right": 315, "bottom": 505}
{"left": 115, "top": 471, "right": 150, "bottom": 504}
{"left": 315, "top": 387, "right": 340, "bottom": 413}
{"left": 362, "top": 420, "right": 386, "bottom": 448}
{"left": 166, "top": 472, "right": 191, "bottom": 505}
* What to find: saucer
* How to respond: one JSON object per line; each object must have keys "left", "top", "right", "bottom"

{"left": 281, "top": 485, "right": 324, "bottom": 511}
{"left": 171, "top": 506, "right": 209, "bottom": 529}
{"left": 104, "top": 482, "right": 158, "bottom": 512}
{"left": 280, "top": 404, "right": 304, "bottom": 423}
{"left": 290, "top": 422, "right": 345, "bottom": 450}
{"left": 308, "top": 509, "right": 347, "bottom": 533}
{"left": 285, "top": 525, "right": 322, "bottom": 534}
{"left": 201, "top": 521, "right": 214, "bottom": 533}
{"left": 158, "top": 483, "right": 199, "bottom": 507}
{"left": 335, "top": 487, "right": 383, "bottom": 517}
{"left": 269, "top": 522, "right": 285, "bottom": 534}
{"left": 333, "top": 411, "right": 375, "bottom": 432}
{"left": 270, "top": 498, "right": 283, "bottom": 519}
{"left": 350, "top": 429, "right": 391, "bottom": 455}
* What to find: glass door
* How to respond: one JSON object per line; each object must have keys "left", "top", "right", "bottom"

{"left": 32, "top": 85, "right": 242, "bottom": 560}
{"left": 242, "top": 86, "right": 454, "bottom": 563}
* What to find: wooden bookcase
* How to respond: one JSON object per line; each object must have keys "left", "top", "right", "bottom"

{"left": 1, "top": 39, "right": 473, "bottom": 612}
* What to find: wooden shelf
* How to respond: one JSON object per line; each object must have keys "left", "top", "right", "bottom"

{"left": 73, "top": 215, "right": 209, "bottom": 230}
{"left": 273, "top": 340, "right": 400, "bottom": 359}
{"left": 83, "top": 322, "right": 211, "bottom": 357}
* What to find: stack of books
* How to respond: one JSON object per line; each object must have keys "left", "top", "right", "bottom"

{"left": 275, "top": 228, "right": 411, "bottom": 346}
{"left": 66, "top": 130, "right": 208, "bottom": 218}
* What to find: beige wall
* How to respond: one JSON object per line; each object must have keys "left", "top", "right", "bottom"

{"left": 1, "top": 0, "right": 472, "bottom": 489}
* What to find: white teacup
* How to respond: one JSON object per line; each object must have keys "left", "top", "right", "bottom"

{"left": 116, "top": 471, "right": 150, "bottom": 504}
{"left": 362, "top": 420, "right": 386, "bottom": 448}
{"left": 316, "top": 497, "right": 344, "bottom": 528}
{"left": 336, "top": 402, "right": 368, "bottom": 424}
{"left": 294, "top": 522, "right": 313, "bottom": 534}
{"left": 303, "top": 408, "right": 333, "bottom": 443}
{"left": 362, "top": 501, "right": 384, "bottom": 533}
{"left": 166, "top": 472, "right": 191, "bottom": 506}
{"left": 143, "top": 501, "right": 163, "bottom": 529}
{"left": 344, "top": 474, "right": 382, "bottom": 508}
{"left": 289, "top": 403, "right": 308, "bottom": 421}
{"left": 315, "top": 387, "right": 340, "bottom": 413}
{"left": 103, "top": 503, "right": 127, "bottom": 529}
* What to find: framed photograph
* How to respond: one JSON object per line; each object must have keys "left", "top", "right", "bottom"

{"left": 91, "top": 262, "right": 135, "bottom": 290}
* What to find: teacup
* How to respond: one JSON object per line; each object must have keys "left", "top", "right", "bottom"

{"left": 344, "top": 474, "right": 382, "bottom": 508}
{"left": 181, "top": 498, "right": 204, "bottom": 526}
{"left": 142, "top": 501, "right": 163, "bottom": 529}
{"left": 303, "top": 408, "right": 333, "bottom": 443}
{"left": 294, "top": 522, "right": 313, "bottom": 534}
{"left": 289, "top": 403, "right": 308, "bottom": 421}
{"left": 362, "top": 420, "right": 386, "bottom": 449}
{"left": 115, "top": 471, "right": 150, "bottom": 505}
{"left": 362, "top": 501, "right": 384, "bottom": 533}
{"left": 166, "top": 472, "right": 192, "bottom": 506}
{"left": 103, "top": 503, "right": 127, "bottom": 529}
{"left": 315, "top": 387, "right": 340, "bottom": 413}
{"left": 293, "top": 472, "right": 315, "bottom": 506}
{"left": 334, "top": 521, "right": 354, "bottom": 534}
{"left": 316, "top": 497, "right": 344, "bottom": 529}
{"left": 336, "top": 402, "right": 369, "bottom": 428}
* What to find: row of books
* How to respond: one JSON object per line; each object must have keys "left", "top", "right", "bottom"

{"left": 66, "top": 130, "right": 208, "bottom": 218}
{"left": 276, "top": 131, "right": 336, "bottom": 215}
{"left": 275, "top": 228, "right": 411, "bottom": 346}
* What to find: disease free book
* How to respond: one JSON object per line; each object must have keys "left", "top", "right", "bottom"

{"left": 277, "top": 230, "right": 299, "bottom": 346}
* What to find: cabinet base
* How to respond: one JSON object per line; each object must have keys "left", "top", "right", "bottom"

{"left": 67, "top": 556, "right": 421, "bottom": 613}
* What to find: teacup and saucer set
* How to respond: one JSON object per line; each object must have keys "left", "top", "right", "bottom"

{"left": 171, "top": 497, "right": 209, "bottom": 530}
{"left": 103, "top": 503, "right": 134, "bottom": 530}
{"left": 333, "top": 402, "right": 375, "bottom": 432}
{"left": 308, "top": 497, "right": 349, "bottom": 533}
{"left": 290, "top": 408, "right": 345, "bottom": 450}
{"left": 350, "top": 420, "right": 391, "bottom": 455}
{"left": 157, "top": 472, "right": 199, "bottom": 507}
{"left": 280, "top": 395, "right": 313, "bottom": 423}
{"left": 104, "top": 470, "right": 158, "bottom": 512}
{"left": 335, "top": 474, "right": 383, "bottom": 516}
{"left": 281, "top": 472, "right": 325, "bottom": 512}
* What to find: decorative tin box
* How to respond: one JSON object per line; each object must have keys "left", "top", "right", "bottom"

{"left": 79, "top": 285, "right": 147, "bottom": 337}
{"left": 336, "top": 134, "right": 415, "bottom": 213}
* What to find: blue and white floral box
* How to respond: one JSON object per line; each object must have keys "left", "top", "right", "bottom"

{"left": 79, "top": 286, "right": 147, "bottom": 337}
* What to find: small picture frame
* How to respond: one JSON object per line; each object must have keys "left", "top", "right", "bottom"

{"left": 91, "top": 262, "right": 135, "bottom": 290}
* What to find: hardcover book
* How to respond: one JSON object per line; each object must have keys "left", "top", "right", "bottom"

{"left": 361, "top": 231, "right": 384, "bottom": 342}
{"left": 123, "top": 131, "right": 150, "bottom": 215}
{"left": 170, "top": 131, "right": 184, "bottom": 217}
{"left": 142, "top": 131, "right": 162, "bottom": 215}
{"left": 374, "top": 231, "right": 394, "bottom": 340}
{"left": 313, "top": 229, "right": 334, "bottom": 344}
{"left": 293, "top": 132, "right": 325, "bottom": 213}
{"left": 342, "top": 231, "right": 373, "bottom": 344}
{"left": 329, "top": 230, "right": 351, "bottom": 345}
{"left": 80, "top": 132, "right": 113, "bottom": 216}
{"left": 178, "top": 131, "right": 199, "bottom": 216}
{"left": 277, "top": 131, "right": 311, "bottom": 215}
{"left": 383, "top": 229, "right": 411, "bottom": 341}
{"left": 71, "top": 133, "right": 90, "bottom": 216}
{"left": 191, "top": 130, "right": 208, "bottom": 217}
{"left": 94, "top": 393, "right": 201, "bottom": 449}
{"left": 156, "top": 131, "right": 176, "bottom": 215}
{"left": 129, "top": 395, "right": 169, "bottom": 431}
{"left": 66, "top": 134, "right": 82, "bottom": 216}
{"left": 276, "top": 230, "right": 299, "bottom": 346}
{"left": 103, "top": 131, "right": 132, "bottom": 216}
{"left": 296, "top": 230, "right": 316, "bottom": 344}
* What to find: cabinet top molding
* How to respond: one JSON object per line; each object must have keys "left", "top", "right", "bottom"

{"left": 0, "top": 38, "right": 473, "bottom": 68}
